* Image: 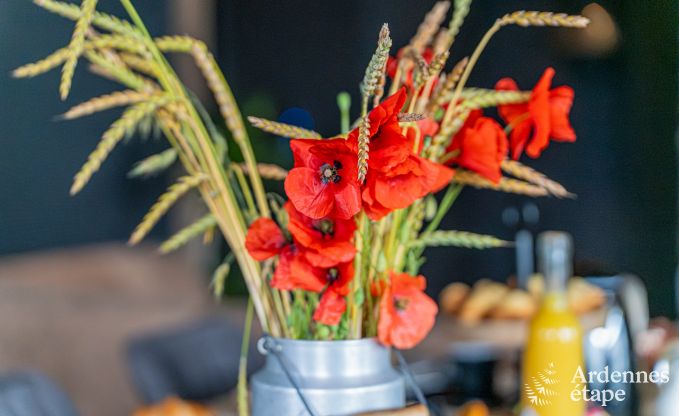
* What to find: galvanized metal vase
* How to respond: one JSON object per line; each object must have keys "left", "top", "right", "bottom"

{"left": 251, "top": 337, "right": 405, "bottom": 416}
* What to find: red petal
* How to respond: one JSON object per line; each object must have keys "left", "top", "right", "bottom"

{"left": 270, "top": 246, "right": 295, "bottom": 290}
{"left": 287, "top": 254, "right": 326, "bottom": 292}
{"left": 378, "top": 285, "right": 395, "bottom": 346}
{"left": 285, "top": 167, "right": 334, "bottom": 219}
{"left": 453, "top": 117, "right": 507, "bottom": 183}
{"left": 245, "top": 218, "right": 286, "bottom": 261}
{"left": 526, "top": 69, "right": 554, "bottom": 158}
{"left": 303, "top": 242, "right": 356, "bottom": 268}
{"left": 549, "top": 86, "right": 576, "bottom": 142}
{"left": 332, "top": 182, "right": 362, "bottom": 219}
{"left": 313, "top": 290, "right": 347, "bottom": 326}
{"left": 388, "top": 290, "right": 437, "bottom": 349}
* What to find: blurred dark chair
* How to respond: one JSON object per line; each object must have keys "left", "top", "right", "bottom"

{"left": 0, "top": 371, "right": 79, "bottom": 416}
{"left": 127, "top": 318, "right": 263, "bottom": 404}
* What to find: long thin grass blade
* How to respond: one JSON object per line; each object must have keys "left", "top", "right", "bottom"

{"left": 70, "top": 98, "right": 168, "bottom": 195}
{"left": 159, "top": 213, "right": 217, "bottom": 254}
{"left": 128, "top": 148, "right": 177, "bottom": 178}
{"left": 129, "top": 174, "right": 206, "bottom": 245}
{"left": 247, "top": 116, "right": 321, "bottom": 139}
{"left": 60, "top": 0, "right": 98, "bottom": 100}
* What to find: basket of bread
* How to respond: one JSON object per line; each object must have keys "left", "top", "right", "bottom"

{"left": 440, "top": 274, "right": 606, "bottom": 325}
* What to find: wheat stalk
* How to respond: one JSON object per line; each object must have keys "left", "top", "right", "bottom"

{"left": 129, "top": 174, "right": 206, "bottom": 245}
{"left": 498, "top": 11, "right": 590, "bottom": 28}
{"left": 86, "top": 34, "right": 147, "bottom": 55}
{"left": 60, "top": 90, "right": 153, "bottom": 120}
{"left": 60, "top": 0, "right": 98, "bottom": 100}
{"left": 411, "top": 230, "right": 510, "bottom": 249}
{"left": 357, "top": 115, "right": 371, "bottom": 183}
{"left": 159, "top": 213, "right": 217, "bottom": 253}
{"left": 452, "top": 170, "right": 550, "bottom": 197}
{"left": 409, "top": 1, "right": 451, "bottom": 53}
{"left": 501, "top": 160, "right": 574, "bottom": 198}
{"left": 70, "top": 97, "right": 168, "bottom": 195}
{"left": 239, "top": 163, "right": 288, "bottom": 181}
{"left": 247, "top": 116, "right": 321, "bottom": 139}
{"left": 128, "top": 148, "right": 178, "bottom": 178}
{"left": 33, "top": 0, "right": 139, "bottom": 36}
{"left": 85, "top": 50, "right": 155, "bottom": 92}
{"left": 361, "top": 24, "right": 392, "bottom": 101}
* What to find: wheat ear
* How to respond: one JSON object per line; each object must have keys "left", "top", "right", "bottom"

{"left": 119, "top": 52, "right": 158, "bottom": 77}
{"left": 409, "top": 1, "right": 451, "bottom": 53}
{"left": 13, "top": 48, "right": 70, "bottom": 78}
{"left": 411, "top": 230, "right": 510, "bottom": 249}
{"left": 60, "top": 90, "right": 153, "bottom": 120}
{"left": 459, "top": 88, "right": 531, "bottom": 108}
{"left": 70, "top": 98, "right": 167, "bottom": 195}
{"left": 357, "top": 115, "right": 371, "bottom": 183}
{"left": 60, "top": 0, "right": 98, "bottom": 100}
{"left": 211, "top": 259, "right": 233, "bottom": 298}
{"left": 33, "top": 0, "right": 138, "bottom": 36}
{"left": 128, "top": 148, "right": 178, "bottom": 178}
{"left": 159, "top": 213, "right": 217, "bottom": 253}
{"left": 501, "top": 160, "right": 574, "bottom": 198}
{"left": 452, "top": 170, "right": 549, "bottom": 197}
{"left": 428, "top": 56, "right": 468, "bottom": 113}
{"left": 247, "top": 116, "right": 321, "bottom": 139}
{"left": 447, "top": 0, "right": 473, "bottom": 47}
{"left": 360, "top": 24, "right": 392, "bottom": 101}
{"left": 129, "top": 174, "right": 206, "bottom": 245}
{"left": 498, "top": 11, "right": 590, "bottom": 28}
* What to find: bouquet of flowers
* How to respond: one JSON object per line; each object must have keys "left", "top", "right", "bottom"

{"left": 16, "top": 0, "right": 587, "bottom": 350}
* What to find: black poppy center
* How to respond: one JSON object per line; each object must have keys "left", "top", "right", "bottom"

{"left": 394, "top": 297, "right": 409, "bottom": 311}
{"left": 314, "top": 219, "right": 335, "bottom": 238}
{"left": 320, "top": 160, "right": 343, "bottom": 184}
{"left": 326, "top": 268, "right": 339, "bottom": 284}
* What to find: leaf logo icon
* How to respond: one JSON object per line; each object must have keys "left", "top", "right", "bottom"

{"left": 525, "top": 362, "right": 559, "bottom": 407}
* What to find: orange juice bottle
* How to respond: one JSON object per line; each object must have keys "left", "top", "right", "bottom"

{"left": 522, "top": 232, "right": 585, "bottom": 415}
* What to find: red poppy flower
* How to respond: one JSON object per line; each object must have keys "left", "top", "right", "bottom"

{"left": 496, "top": 67, "right": 576, "bottom": 159}
{"left": 386, "top": 48, "right": 435, "bottom": 90}
{"left": 244, "top": 218, "right": 287, "bottom": 261}
{"left": 285, "top": 202, "right": 356, "bottom": 268}
{"left": 447, "top": 112, "right": 508, "bottom": 183}
{"left": 348, "top": 89, "right": 454, "bottom": 220}
{"left": 285, "top": 138, "right": 361, "bottom": 220}
{"left": 378, "top": 271, "right": 438, "bottom": 349}
{"left": 277, "top": 260, "right": 354, "bottom": 326}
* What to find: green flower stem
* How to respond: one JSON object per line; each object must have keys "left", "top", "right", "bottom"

{"left": 237, "top": 299, "right": 253, "bottom": 416}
